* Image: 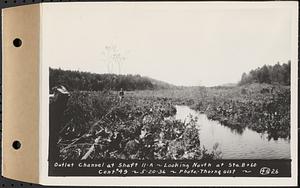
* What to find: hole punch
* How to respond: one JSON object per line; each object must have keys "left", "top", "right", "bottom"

{"left": 12, "top": 140, "right": 21, "bottom": 150}
{"left": 13, "top": 38, "right": 22, "bottom": 47}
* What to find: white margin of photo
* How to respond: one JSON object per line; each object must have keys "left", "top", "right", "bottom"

{"left": 39, "top": 2, "right": 298, "bottom": 186}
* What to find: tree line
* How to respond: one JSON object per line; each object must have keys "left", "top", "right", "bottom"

{"left": 239, "top": 61, "right": 291, "bottom": 86}
{"left": 49, "top": 68, "right": 171, "bottom": 91}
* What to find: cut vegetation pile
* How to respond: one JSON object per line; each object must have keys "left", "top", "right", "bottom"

{"left": 57, "top": 91, "right": 221, "bottom": 160}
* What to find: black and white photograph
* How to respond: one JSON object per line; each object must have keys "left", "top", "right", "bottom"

{"left": 44, "top": 2, "right": 297, "bottom": 179}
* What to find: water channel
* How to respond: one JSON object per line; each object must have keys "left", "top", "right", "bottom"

{"left": 174, "top": 105, "right": 290, "bottom": 159}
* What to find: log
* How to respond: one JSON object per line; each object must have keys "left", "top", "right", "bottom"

{"left": 81, "top": 136, "right": 101, "bottom": 160}
{"left": 81, "top": 145, "right": 95, "bottom": 160}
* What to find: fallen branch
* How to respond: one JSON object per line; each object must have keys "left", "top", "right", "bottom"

{"left": 81, "top": 136, "right": 101, "bottom": 160}
{"left": 81, "top": 145, "right": 95, "bottom": 160}
{"left": 60, "top": 134, "right": 91, "bottom": 153}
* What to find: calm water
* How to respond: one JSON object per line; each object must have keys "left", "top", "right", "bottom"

{"left": 174, "top": 105, "right": 290, "bottom": 159}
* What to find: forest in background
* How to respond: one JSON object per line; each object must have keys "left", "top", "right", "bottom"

{"left": 49, "top": 68, "right": 174, "bottom": 91}
{"left": 239, "top": 61, "right": 291, "bottom": 86}
{"left": 50, "top": 61, "right": 290, "bottom": 92}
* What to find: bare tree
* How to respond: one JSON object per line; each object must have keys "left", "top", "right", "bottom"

{"left": 101, "top": 45, "right": 126, "bottom": 75}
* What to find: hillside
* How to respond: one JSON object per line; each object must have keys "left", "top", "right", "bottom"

{"left": 145, "top": 76, "right": 176, "bottom": 89}
{"left": 49, "top": 68, "right": 174, "bottom": 91}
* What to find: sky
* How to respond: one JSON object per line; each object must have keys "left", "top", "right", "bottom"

{"left": 42, "top": 2, "right": 295, "bottom": 86}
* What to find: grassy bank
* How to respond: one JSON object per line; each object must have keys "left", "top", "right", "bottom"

{"left": 195, "top": 84, "right": 290, "bottom": 140}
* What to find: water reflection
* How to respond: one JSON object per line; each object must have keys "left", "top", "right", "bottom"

{"left": 174, "top": 105, "right": 290, "bottom": 159}
{"left": 228, "top": 125, "right": 245, "bottom": 135}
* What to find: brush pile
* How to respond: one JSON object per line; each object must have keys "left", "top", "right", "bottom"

{"left": 57, "top": 91, "right": 220, "bottom": 160}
